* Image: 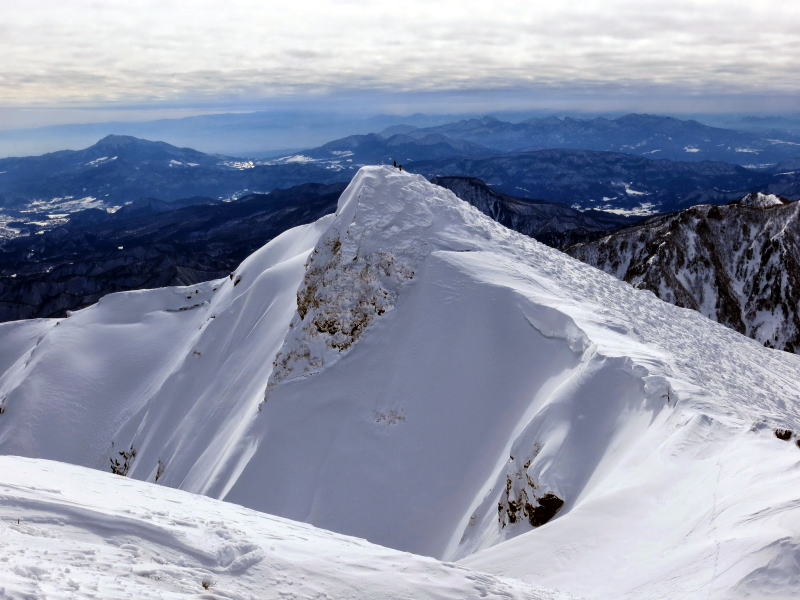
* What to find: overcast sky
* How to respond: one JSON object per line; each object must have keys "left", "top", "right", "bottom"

{"left": 1, "top": 0, "right": 798, "bottom": 126}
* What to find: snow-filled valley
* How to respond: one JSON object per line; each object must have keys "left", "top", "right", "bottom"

{"left": 1, "top": 166, "right": 799, "bottom": 598}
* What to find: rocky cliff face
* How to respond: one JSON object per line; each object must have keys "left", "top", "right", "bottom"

{"left": 568, "top": 193, "right": 800, "bottom": 353}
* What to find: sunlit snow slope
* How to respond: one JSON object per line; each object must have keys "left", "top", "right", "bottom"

{"left": 1, "top": 166, "right": 799, "bottom": 598}
{"left": 0, "top": 456, "right": 563, "bottom": 600}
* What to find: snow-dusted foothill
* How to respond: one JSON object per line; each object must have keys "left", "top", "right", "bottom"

{"left": 0, "top": 456, "right": 564, "bottom": 600}
{"left": 1, "top": 166, "right": 799, "bottom": 598}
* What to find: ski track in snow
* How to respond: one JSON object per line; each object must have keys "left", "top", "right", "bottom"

{"left": 1, "top": 166, "right": 799, "bottom": 599}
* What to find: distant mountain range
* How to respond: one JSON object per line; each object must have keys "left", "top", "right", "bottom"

{"left": 0, "top": 134, "right": 342, "bottom": 210}
{"left": 298, "top": 132, "right": 496, "bottom": 163}
{"left": 415, "top": 149, "right": 799, "bottom": 213}
{"left": 0, "top": 135, "right": 350, "bottom": 237}
{"left": 569, "top": 192, "right": 800, "bottom": 353}
{"left": 0, "top": 111, "right": 465, "bottom": 158}
{"left": 274, "top": 113, "right": 800, "bottom": 212}
{"left": 387, "top": 113, "right": 800, "bottom": 165}
{"left": 3, "top": 112, "right": 800, "bottom": 237}
{"left": 279, "top": 113, "right": 800, "bottom": 171}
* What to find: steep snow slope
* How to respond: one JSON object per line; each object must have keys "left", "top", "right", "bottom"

{"left": 568, "top": 194, "right": 800, "bottom": 352}
{"left": 1, "top": 167, "right": 799, "bottom": 598}
{"left": 0, "top": 456, "right": 563, "bottom": 600}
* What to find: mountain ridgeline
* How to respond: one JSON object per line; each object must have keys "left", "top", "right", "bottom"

{"left": 0, "top": 176, "right": 637, "bottom": 322}
{"left": 391, "top": 113, "right": 800, "bottom": 165}
{"left": 1, "top": 114, "right": 800, "bottom": 347}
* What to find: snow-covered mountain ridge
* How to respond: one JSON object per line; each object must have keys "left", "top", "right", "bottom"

{"left": 568, "top": 193, "right": 800, "bottom": 352}
{"left": 1, "top": 166, "right": 799, "bottom": 598}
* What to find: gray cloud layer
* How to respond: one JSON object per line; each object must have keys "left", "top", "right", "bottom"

{"left": 1, "top": 0, "right": 798, "bottom": 107}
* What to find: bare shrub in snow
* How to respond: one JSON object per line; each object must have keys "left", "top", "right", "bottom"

{"left": 109, "top": 445, "right": 137, "bottom": 476}
{"left": 155, "top": 459, "right": 165, "bottom": 482}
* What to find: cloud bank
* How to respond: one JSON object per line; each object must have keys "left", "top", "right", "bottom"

{"left": 1, "top": 0, "right": 797, "bottom": 109}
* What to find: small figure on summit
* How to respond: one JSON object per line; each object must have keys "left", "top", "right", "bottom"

{"left": 393, "top": 159, "right": 397, "bottom": 168}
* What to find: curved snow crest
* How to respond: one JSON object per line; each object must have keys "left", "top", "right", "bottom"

{"left": 569, "top": 196, "right": 800, "bottom": 352}
{"left": 267, "top": 166, "right": 502, "bottom": 392}
{"left": 0, "top": 456, "right": 569, "bottom": 600}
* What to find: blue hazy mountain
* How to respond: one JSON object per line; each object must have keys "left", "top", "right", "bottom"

{"left": 391, "top": 113, "right": 800, "bottom": 166}
{"left": 0, "top": 135, "right": 342, "bottom": 211}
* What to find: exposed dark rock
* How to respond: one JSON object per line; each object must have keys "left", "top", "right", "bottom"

{"left": 527, "top": 493, "right": 565, "bottom": 527}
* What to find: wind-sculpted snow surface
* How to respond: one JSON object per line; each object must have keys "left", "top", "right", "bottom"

{"left": 1, "top": 167, "right": 799, "bottom": 598}
{"left": 0, "top": 456, "right": 564, "bottom": 600}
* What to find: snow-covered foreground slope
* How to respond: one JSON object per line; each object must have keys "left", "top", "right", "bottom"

{"left": 0, "top": 456, "right": 563, "bottom": 600}
{"left": 1, "top": 166, "right": 800, "bottom": 598}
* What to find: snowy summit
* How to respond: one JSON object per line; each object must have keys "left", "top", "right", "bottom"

{"left": 1, "top": 166, "right": 799, "bottom": 599}
{"left": 736, "top": 191, "right": 789, "bottom": 208}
